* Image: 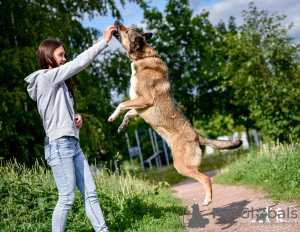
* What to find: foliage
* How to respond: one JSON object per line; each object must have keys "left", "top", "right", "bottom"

{"left": 213, "top": 140, "right": 300, "bottom": 201}
{"left": 0, "top": 0, "right": 146, "bottom": 164}
{"left": 194, "top": 114, "right": 246, "bottom": 139}
{"left": 0, "top": 160, "right": 186, "bottom": 231}
{"left": 219, "top": 3, "right": 300, "bottom": 141}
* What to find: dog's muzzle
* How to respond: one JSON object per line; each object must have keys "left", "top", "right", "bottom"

{"left": 113, "top": 21, "right": 121, "bottom": 42}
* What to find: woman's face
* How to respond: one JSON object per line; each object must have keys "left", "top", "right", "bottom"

{"left": 49, "top": 45, "right": 66, "bottom": 68}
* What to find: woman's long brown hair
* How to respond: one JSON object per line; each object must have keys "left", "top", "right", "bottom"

{"left": 37, "top": 39, "right": 79, "bottom": 108}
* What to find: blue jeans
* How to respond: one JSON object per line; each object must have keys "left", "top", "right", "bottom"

{"left": 45, "top": 136, "right": 108, "bottom": 232}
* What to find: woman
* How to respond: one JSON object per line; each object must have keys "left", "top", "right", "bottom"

{"left": 24, "top": 25, "right": 116, "bottom": 232}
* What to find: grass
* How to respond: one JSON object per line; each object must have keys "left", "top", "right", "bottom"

{"left": 136, "top": 166, "right": 187, "bottom": 186}
{"left": 138, "top": 147, "right": 247, "bottom": 185}
{"left": 0, "top": 159, "right": 187, "bottom": 232}
{"left": 213, "top": 140, "right": 300, "bottom": 201}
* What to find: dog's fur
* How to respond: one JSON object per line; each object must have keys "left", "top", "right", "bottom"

{"left": 108, "top": 21, "right": 243, "bottom": 206}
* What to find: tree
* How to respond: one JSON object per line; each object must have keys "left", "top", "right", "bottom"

{"left": 220, "top": 3, "right": 300, "bottom": 141}
{"left": 0, "top": 0, "right": 147, "bottom": 164}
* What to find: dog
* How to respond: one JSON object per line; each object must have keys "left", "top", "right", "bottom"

{"left": 108, "top": 21, "right": 243, "bottom": 206}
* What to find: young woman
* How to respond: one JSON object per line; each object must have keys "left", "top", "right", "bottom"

{"left": 25, "top": 25, "right": 116, "bottom": 232}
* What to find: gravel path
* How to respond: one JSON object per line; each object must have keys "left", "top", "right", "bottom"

{"left": 171, "top": 170, "right": 300, "bottom": 232}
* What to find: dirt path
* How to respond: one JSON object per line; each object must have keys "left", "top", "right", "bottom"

{"left": 171, "top": 170, "right": 300, "bottom": 232}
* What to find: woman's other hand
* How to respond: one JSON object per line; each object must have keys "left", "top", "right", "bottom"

{"left": 75, "top": 114, "right": 82, "bottom": 129}
{"left": 104, "top": 25, "right": 117, "bottom": 43}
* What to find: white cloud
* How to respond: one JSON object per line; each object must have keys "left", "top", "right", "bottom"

{"left": 109, "top": 36, "right": 124, "bottom": 51}
{"left": 194, "top": 0, "right": 300, "bottom": 42}
{"left": 95, "top": 35, "right": 124, "bottom": 52}
{"left": 127, "top": 21, "right": 148, "bottom": 32}
{"left": 122, "top": 9, "right": 137, "bottom": 18}
{"left": 190, "top": 0, "right": 202, "bottom": 9}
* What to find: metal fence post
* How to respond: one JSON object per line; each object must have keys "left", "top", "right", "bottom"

{"left": 162, "top": 139, "right": 170, "bottom": 166}
{"left": 135, "top": 130, "right": 145, "bottom": 171}
{"left": 125, "top": 132, "right": 135, "bottom": 172}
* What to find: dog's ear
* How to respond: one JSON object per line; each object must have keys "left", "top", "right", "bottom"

{"left": 130, "top": 36, "right": 144, "bottom": 53}
{"left": 142, "top": 33, "right": 153, "bottom": 40}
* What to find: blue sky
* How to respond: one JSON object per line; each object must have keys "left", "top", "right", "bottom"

{"left": 82, "top": 0, "right": 225, "bottom": 32}
{"left": 82, "top": 0, "right": 300, "bottom": 47}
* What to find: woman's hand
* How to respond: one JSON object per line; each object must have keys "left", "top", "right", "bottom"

{"left": 75, "top": 114, "right": 82, "bottom": 129}
{"left": 104, "top": 25, "right": 117, "bottom": 43}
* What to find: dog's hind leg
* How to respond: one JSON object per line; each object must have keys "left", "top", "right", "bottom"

{"left": 172, "top": 139, "right": 212, "bottom": 206}
{"left": 118, "top": 109, "right": 138, "bottom": 133}
{"left": 174, "top": 163, "right": 212, "bottom": 206}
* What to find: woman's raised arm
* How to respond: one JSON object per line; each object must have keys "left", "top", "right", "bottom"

{"left": 43, "top": 25, "right": 116, "bottom": 86}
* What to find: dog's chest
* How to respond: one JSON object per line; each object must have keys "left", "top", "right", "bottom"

{"left": 129, "top": 62, "right": 139, "bottom": 100}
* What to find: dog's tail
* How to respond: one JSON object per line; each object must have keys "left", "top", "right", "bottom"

{"left": 198, "top": 134, "right": 243, "bottom": 150}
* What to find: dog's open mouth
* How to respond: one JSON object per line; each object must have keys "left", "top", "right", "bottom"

{"left": 113, "top": 21, "right": 122, "bottom": 43}
{"left": 113, "top": 30, "right": 121, "bottom": 42}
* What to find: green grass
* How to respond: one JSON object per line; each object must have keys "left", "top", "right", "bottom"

{"left": 213, "top": 140, "right": 300, "bottom": 201}
{"left": 0, "top": 159, "right": 186, "bottom": 232}
{"left": 138, "top": 147, "right": 247, "bottom": 185}
{"left": 136, "top": 166, "right": 187, "bottom": 186}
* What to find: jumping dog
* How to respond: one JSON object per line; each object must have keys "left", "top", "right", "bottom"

{"left": 108, "top": 21, "right": 243, "bottom": 206}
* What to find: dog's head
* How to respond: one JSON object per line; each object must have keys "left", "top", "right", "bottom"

{"left": 113, "top": 21, "right": 158, "bottom": 61}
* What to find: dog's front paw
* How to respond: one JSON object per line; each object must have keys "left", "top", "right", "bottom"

{"left": 118, "top": 123, "right": 128, "bottom": 133}
{"left": 108, "top": 115, "right": 116, "bottom": 122}
{"left": 108, "top": 104, "right": 124, "bottom": 122}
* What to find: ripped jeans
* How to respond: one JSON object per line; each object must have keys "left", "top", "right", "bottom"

{"left": 45, "top": 136, "right": 108, "bottom": 232}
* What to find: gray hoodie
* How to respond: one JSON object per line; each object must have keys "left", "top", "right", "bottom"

{"left": 25, "top": 39, "right": 108, "bottom": 142}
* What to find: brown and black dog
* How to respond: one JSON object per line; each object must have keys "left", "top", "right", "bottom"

{"left": 108, "top": 21, "right": 242, "bottom": 206}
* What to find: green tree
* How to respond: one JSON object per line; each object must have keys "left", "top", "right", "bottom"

{"left": 220, "top": 3, "right": 300, "bottom": 141}
{"left": 0, "top": 0, "right": 147, "bottom": 164}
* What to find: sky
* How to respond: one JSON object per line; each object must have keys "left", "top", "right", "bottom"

{"left": 82, "top": 0, "right": 300, "bottom": 50}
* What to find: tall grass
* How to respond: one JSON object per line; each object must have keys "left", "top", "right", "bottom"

{"left": 0, "top": 159, "right": 186, "bottom": 232}
{"left": 213, "top": 140, "right": 300, "bottom": 201}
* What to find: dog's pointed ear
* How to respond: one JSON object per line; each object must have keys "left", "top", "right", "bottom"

{"left": 142, "top": 33, "right": 153, "bottom": 40}
{"left": 130, "top": 36, "right": 144, "bottom": 52}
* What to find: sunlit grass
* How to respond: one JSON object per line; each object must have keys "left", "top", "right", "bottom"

{"left": 0, "top": 160, "right": 186, "bottom": 231}
{"left": 213, "top": 139, "right": 300, "bottom": 201}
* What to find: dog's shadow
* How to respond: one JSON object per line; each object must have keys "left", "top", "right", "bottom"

{"left": 202, "top": 200, "right": 251, "bottom": 230}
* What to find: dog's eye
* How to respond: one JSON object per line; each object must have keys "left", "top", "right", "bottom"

{"left": 125, "top": 30, "right": 128, "bottom": 34}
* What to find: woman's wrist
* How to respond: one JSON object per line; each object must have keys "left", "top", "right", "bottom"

{"left": 103, "top": 25, "right": 116, "bottom": 43}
